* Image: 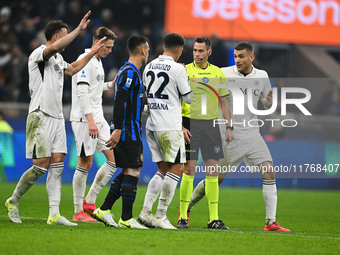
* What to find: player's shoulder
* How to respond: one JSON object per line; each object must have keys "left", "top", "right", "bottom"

{"left": 185, "top": 62, "right": 195, "bottom": 69}
{"left": 253, "top": 67, "right": 269, "bottom": 78}
{"left": 29, "top": 45, "right": 45, "bottom": 59}
{"left": 207, "top": 63, "right": 225, "bottom": 77}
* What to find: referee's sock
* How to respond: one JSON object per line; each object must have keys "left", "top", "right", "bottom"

{"left": 121, "top": 175, "right": 139, "bottom": 221}
{"left": 262, "top": 179, "right": 277, "bottom": 225}
{"left": 206, "top": 176, "right": 219, "bottom": 222}
{"left": 100, "top": 171, "right": 124, "bottom": 211}
{"left": 179, "top": 173, "right": 194, "bottom": 219}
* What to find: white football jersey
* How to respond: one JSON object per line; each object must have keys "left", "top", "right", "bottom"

{"left": 144, "top": 55, "right": 191, "bottom": 131}
{"left": 70, "top": 49, "right": 106, "bottom": 123}
{"left": 222, "top": 65, "right": 272, "bottom": 139}
{"left": 28, "top": 45, "right": 68, "bottom": 119}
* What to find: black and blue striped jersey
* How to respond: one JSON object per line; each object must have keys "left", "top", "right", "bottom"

{"left": 113, "top": 61, "right": 144, "bottom": 141}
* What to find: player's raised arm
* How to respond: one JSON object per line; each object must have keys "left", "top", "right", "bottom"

{"left": 65, "top": 36, "right": 106, "bottom": 76}
{"left": 43, "top": 11, "right": 92, "bottom": 60}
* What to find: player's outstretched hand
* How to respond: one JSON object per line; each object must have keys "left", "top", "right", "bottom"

{"left": 78, "top": 10, "right": 91, "bottom": 31}
{"left": 225, "top": 129, "right": 234, "bottom": 145}
{"left": 183, "top": 127, "right": 191, "bottom": 144}
{"left": 90, "top": 36, "right": 106, "bottom": 55}
{"left": 106, "top": 129, "right": 122, "bottom": 149}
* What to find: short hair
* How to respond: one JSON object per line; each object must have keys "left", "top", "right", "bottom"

{"left": 163, "top": 33, "right": 185, "bottom": 49}
{"left": 93, "top": 26, "right": 117, "bottom": 42}
{"left": 235, "top": 41, "right": 254, "bottom": 53}
{"left": 194, "top": 36, "right": 211, "bottom": 49}
{"left": 127, "top": 35, "right": 149, "bottom": 55}
{"left": 44, "top": 20, "right": 68, "bottom": 41}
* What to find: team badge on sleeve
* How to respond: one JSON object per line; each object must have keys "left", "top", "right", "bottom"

{"left": 81, "top": 70, "right": 86, "bottom": 78}
{"left": 125, "top": 78, "right": 132, "bottom": 88}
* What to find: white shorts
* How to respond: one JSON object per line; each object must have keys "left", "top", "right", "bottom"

{"left": 146, "top": 129, "right": 186, "bottom": 164}
{"left": 220, "top": 134, "right": 272, "bottom": 170}
{"left": 26, "top": 110, "right": 67, "bottom": 159}
{"left": 71, "top": 121, "right": 110, "bottom": 157}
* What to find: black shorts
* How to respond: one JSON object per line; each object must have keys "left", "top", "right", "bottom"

{"left": 183, "top": 118, "right": 223, "bottom": 161}
{"left": 114, "top": 140, "right": 143, "bottom": 168}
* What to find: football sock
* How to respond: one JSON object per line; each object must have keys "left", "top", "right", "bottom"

{"left": 263, "top": 180, "right": 277, "bottom": 225}
{"left": 100, "top": 171, "right": 125, "bottom": 210}
{"left": 121, "top": 175, "right": 139, "bottom": 221}
{"left": 155, "top": 172, "right": 180, "bottom": 219}
{"left": 142, "top": 172, "right": 164, "bottom": 214}
{"left": 9, "top": 165, "right": 47, "bottom": 206}
{"left": 206, "top": 176, "right": 219, "bottom": 221}
{"left": 179, "top": 173, "right": 194, "bottom": 219}
{"left": 72, "top": 166, "right": 89, "bottom": 214}
{"left": 47, "top": 163, "right": 63, "bottom": 218}
{"left": 85, "top": 161, "right": 117, "bottom": 204}
{"left": 188, "top": 179, "right": 206, "bottom": 211}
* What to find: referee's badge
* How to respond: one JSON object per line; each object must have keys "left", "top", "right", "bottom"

{"left": 203, "top": 77, "right": 209, "bottom": 83}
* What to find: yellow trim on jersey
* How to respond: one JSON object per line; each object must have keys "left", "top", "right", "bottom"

{"left": 182, "top": 62, "right": 228, "bottom": 120}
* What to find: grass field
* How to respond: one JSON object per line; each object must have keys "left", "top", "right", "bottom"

{"left": 1, "top": 183, "right": 340, "bottom": 255}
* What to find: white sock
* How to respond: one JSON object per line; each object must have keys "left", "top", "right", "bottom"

{"left": 9, "top": 165, "right": 47, "bottom": 206}
{"left": 188, "top": 179, "right": 206, "bottom": 211}
{"left": 155, "top": 172, "right": 180, "bottom": 219}
{"left": 85, "top": 161, "right": 117, "bottom": 204}
{"left": 142, "top": 172, "right": 164, "bottom": 214}
{"left": 73, "top": 166, "right": 89, "bottom": 214}
{"left": 262, "top": 180, "right": 277, "bottom": 225}
{"left": 46, "top": 163, "right": 63, "bottom": 218}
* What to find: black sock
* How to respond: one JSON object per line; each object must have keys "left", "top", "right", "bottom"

{"left": 100, "top": 171, "right": 125, "bottom": 210}
{"left": 121, "top": 175, "right": 139, "bottom": 221}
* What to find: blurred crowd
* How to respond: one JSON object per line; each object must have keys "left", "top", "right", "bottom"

{"left": 0, "top": 0, "right": 230, "bottom": 105}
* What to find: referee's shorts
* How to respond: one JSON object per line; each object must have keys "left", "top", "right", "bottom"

{"left": 183, "top": 117, "right": 223, "bottom": 161}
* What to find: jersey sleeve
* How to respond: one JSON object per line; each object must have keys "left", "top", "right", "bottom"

{"left": 76, "top": 61, "right": 91, "bottom": 86}
{"left": 176, "top": 65, "right": 191, "bottom": 96}
{"left": 218, "top": 68, "right": 229, "bottom": 98}
{"left": 116, "top": 69, "right": 134, "bottom": 92}
{"left": 31, "top": 46, "right": 45, "bottom": 63}
{"left": 262, "top": 72, "right": 272, "bottom": 98}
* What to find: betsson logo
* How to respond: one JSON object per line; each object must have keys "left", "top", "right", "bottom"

{"left": 193, "top": 0, "right": 340, "bottom": 26}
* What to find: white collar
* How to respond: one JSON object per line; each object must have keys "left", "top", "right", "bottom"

{"left": 233, "top": 65, "right": 256, "bottom": 77}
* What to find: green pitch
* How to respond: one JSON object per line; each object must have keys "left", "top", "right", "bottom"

{"left": 0, "top": 183, "right": 339, "bottom": 255}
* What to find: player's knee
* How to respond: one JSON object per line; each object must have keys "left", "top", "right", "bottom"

{"left": 123, "top": 168, "right": 141, "bottom": 177}
{"left": 260, "top": 161, "right": 275, "bottom": 179}
{"left": 78, "top": 155, "right": 93, "bottom": 169}
{"left": 32, "top": 157, "right": 51, "bottom": 169}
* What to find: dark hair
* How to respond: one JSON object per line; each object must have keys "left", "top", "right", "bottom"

{"left": 194, "top": 36, "right": 211, "bottom": 49}
{"left": 163, "top": 33, "right": 185, "bottom": 49}
{"left": 44, "top": 20, "right": 68, "bottom": 41}
{"left": 127, "top": 35, "right": 149, "bottom": 54}
{"left": 93, "top": 26, "right": 117, "bottom": 42}
{"left": 235, "top": 41, "right": 254, "bottom": 53}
